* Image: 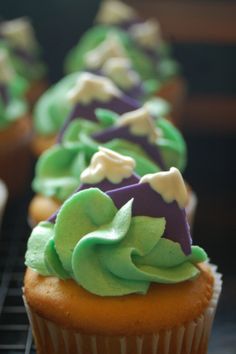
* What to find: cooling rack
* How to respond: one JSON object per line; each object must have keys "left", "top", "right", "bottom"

{"left": 0, "top": 195, "right": 35, "bottom": 354}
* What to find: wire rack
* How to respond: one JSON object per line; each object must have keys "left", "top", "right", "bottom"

{"left": 0, "top": 195, "right": 35, "bottom": 354}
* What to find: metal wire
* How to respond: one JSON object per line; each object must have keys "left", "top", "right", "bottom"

{"left": 0, "top": 196, "right": 35, "bottom": 354}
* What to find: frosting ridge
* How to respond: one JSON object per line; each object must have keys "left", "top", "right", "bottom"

{"left": 95, "top": 0, "right": 137, "bottom": 25}
{"left": 67, "top": 72, "right": 121, "bottom": 105}
{"left": 118, "top": 107, "right": 159, "bottom": 143}
{"left": 85, "top": 33, "right": 127, "bottom": 70}
{"left": 130, "top": 19, "right": 161, "bottom": 49}
{"left": 80, "top": 147, "right": 136, "bottom": 184}
{"left": 140, "top": 167, "right": 188, "bottom": 208}
{"left": 102, "top": 57, "right": 140, "bottom": 90}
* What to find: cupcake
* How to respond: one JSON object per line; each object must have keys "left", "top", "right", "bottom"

{"left": 32, "top": 72, "right": 141, "bottom": 156}
{"left": 30, "top": 106, "right": 187, "bottom": 223}
{"left": 0, "top": 48, "right": 32, "bottom": 198}
{"left": 24, "top": 167, "right": 222, "bottom": 354}
{"left": 0, "top": 17, "right": 47, "bottom": 106}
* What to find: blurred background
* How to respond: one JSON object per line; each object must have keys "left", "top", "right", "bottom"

{"left": 0, "top": 0, "right": 235, "bottom": 352}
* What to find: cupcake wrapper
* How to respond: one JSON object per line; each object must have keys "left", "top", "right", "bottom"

{"left": 23, "top": 265, "right": 222, "bottom": 354}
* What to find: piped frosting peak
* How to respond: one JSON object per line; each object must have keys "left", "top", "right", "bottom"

{"left": 80, "top": 147, "right": 136, "bottom": 184}
{"left": 0, "top": 49, "right": 15, "bottom": 83}
{"left": 67, "top": 72, "right": 121, "bottom": 105}
{"left": 0, "top": 18, "right": 36, "bottom": 50}
{"left": 85, "top": 33, "right": 127, "bottom": 70}
{"left": 102, "top": 57, "right": 141, "bottom": 90}
{"left": 130, "top": 19, "right": 161, "bottom": 49}
{"left": 118, "top": 107, "right": 159, "bottom": 143}
{"left": 140, "top": 167, "right": 188, "bottom": 208}
{"left": 95, "top": 0, "right": 137, "bottom": 25}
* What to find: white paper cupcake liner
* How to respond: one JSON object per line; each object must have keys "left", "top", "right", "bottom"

{"left": 23, "top": 264, "right": 222, "bottom": 354}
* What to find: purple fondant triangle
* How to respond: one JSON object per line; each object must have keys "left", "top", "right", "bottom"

{"left": 92, "top": 125, "right": 166, "bottom": 169}
{"left": 107, "top": 182, "right": 192, "bottom": 255}
{"left": 48, "top": 173, "right": 140, "bottom": 224}
{"left": 58, "top": 94, "right": 140, "bottom": 142}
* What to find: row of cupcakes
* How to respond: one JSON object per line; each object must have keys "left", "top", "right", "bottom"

{"left": 21, "top": 1, "right": 221, "bottom": 353}
{"left": 0, "top": 0, "right": 185, "bottom": 199}
{"left": 25, "top": 151, "right": 222, "bottom": 353}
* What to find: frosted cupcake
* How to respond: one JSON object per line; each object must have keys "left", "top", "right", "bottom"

{"left": 0, "top": 17, "right": 47, "bottom": 106}
{"left": 24, "top": 167, "right": 222, "bottom": 354}
{"left": 32, "top": 72, "right": 141, "bottom": 156}
{"left": 30, "top": 104, "right": 187, "bottom": 223}
{"left": 0, "top": 48, "right": 32, "bottom": 197}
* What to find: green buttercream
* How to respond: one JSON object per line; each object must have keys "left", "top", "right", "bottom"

{"left": 32, "top": 113, "right": 186, "bottom": 200}
{"left": 25, "top": 188, "right": 208, "bottom": 296}
{"left": 33, "top": 144, "right": 88, "bottom": 201}
{"left": 64, "top": 26, "right": 156, "bottom": 80}
{"left": 33, "top": 72, "right": 80, "bottom": 136}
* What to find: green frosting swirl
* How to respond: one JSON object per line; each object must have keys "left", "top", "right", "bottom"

{"left": 33, "top": 72, "right": 80, "bottom": 136}
{"left": 32, "top": 114, "right": 186, "bottom": 201}
{"left": 25, "top": 188, "right": 207, "bottom": 296}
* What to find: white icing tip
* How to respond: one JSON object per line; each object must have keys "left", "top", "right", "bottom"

{"left": 67, "top": 72, "right": 121, "bottom": 105}
{"left": 0, "top": 17, "right": 36, "bottom": 50}
{"left": 140, "top": 168, "right": 188, "bottom": 208}
{"left": 0, "top": 49, "right": 15, "bottom": 83}
{"left": 95, "top": 0, "right": 137, "bottom": 25}
{"left": 130, "top": 19, "right": 161, "bottom": 49}
{"left": 80, "top": 147, "right": 136, "bottom": 184}
{"left": 118, "top": 107, "right": 159, "bottom": 143}
{"left": 102, "top": 57, "right": 140, "bottom": 89}
{"left": 85, "top": 33, "right": 127, "bottom": 70}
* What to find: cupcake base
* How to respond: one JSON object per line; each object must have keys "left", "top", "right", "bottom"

{"left": 28, "top": 194, "right": 61, "bottom": 227}
{"left": 0, "top": 116, "right": 32, "bottom": 198}
{"left": 23, "top": 265, "right": 222, "bottom": 354}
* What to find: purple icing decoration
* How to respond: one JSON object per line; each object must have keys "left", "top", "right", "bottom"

{"left": 48, "top": 173, "right": 140, "bottom": 224}
{"left": 107, "top": 182, "right": 192, "bottom": 255}
{"left": 0, "top": 83, "right": 10, "bottom": 105}
{"left": 92, "top": 124, "right": 166, "bottom": 170}
{"left": 58, "top": 94, "right": 140, "bottom": 143}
